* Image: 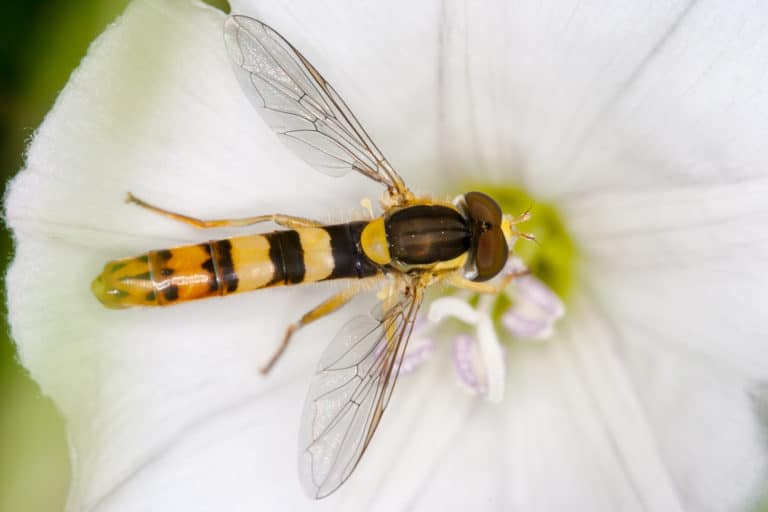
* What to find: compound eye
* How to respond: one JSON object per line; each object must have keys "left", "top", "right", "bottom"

{"left": 464, "top": 191, "right": 508, "bottom": 281}
{"left": 474, "top": 228, "right": 508, "bottom": 281}
{"left": 465, "top": 191, "right": 502, "bottom": 228}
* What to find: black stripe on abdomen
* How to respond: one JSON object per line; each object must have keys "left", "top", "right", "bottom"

{"left": 325, "top": 222, "right": 379, "bottom": 279}
{"left": 266, "top": 230, "right": 306, "bottom": 285}
{"left": 209, "top": 239, "right": 239, "bottom": 293}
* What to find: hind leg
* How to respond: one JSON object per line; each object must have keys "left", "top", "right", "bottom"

{"left": 126, "top": 193, "right": 322, "bottom": 229}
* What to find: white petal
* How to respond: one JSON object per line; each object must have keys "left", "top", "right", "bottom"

{"left": 416, "top": 296, "right": 683, "bottom": 510}
{"left": 557, "top": 4, "right": 768, "bottom": 197}
{"left": 5, "top": 0, "right": 374, "bottom": 508}
{"left": 77, "top": 377, "right": 321, "bottom": 511}
{"left": 432, "top": 0, "right": 708, "bottom": 193}
{"left": 305, "top": 294, "right": 683, "bottom": 510}
{"left": 234, "top": 1, "right": 722, "bottom": 195}
{"left": 235, "top": 1, "right": 768, "bottom": 213}
{"left": 569, "top": 180, "right": 768, "bottom": 377}
{"left": 613, "top": 333, "right": 767, "bottom": 510}
{"left": 567, "top": 182, "right": 768, "bottom": 508}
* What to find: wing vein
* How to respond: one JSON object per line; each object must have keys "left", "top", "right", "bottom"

{"left": 298, "top": 282, "right": 425, "bottom": 498}
{"left": 224, "top": 15, "right": 411, "bottom": 197}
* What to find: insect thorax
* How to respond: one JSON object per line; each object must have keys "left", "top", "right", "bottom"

{"left": 385, "top": 205, "right": 471, "bottom": 267}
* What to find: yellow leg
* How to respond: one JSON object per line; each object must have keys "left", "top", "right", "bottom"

{"left": 126, "top": 193, "right": 322, "bottom": 229}
{"left": 445, "top": 268, "right": 530, "bottom": 294}
{"left": 260, "top": 284, "right": 367, "bottom": 374}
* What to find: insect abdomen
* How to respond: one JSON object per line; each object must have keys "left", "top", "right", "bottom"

{"left": 92, "top": 223, "right": 380, "bottom": 309}
{"left": 91, "top": 243, "right": 228, "bottom": 308}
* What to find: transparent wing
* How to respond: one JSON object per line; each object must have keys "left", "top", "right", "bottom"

{"left": 298, "top": 281, "right": 424, "bottom": 499}
{"left": 224, "top": 15, "right": 410, "bottom": 199}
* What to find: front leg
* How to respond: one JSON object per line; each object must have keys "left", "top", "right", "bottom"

{"left": 444, "top": 268, "right": 529, "bottom": 294}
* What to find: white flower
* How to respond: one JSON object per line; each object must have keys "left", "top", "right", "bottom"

{"left": 6, "top": 0, "right": 768, "bottom": 511}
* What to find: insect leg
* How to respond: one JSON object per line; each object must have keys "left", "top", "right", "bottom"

{"left": 126, "top": 193, "right": 322, "bottom": 229}
{"left": 260, "top": 283, "right": 370, "bottom": 374}
{"left": 445, "top": 269, "right": 530, "bottom": 294}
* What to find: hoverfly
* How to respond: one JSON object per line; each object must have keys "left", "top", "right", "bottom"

{"left": 91, "top": 14, "right": 532, "bottom": 499}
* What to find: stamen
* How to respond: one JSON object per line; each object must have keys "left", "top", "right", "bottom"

{"left": 453, "top": 334, "right": 487, "bottom": 395}
{"left": 502, "top": 310, "right": 554, "bottom": 340}
{"left": 429, "top": 297, "right": 479, "bottom": 325}
{"left": 501, "top": 274, "right": 564, "bottom": 341}
{"left": 513, "top": 275, "right": 565, "bottom": 319}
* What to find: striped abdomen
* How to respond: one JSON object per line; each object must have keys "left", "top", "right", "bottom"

{"left": 92, "top": 222, "right": 379, "bottom": 309}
